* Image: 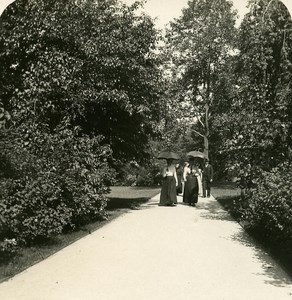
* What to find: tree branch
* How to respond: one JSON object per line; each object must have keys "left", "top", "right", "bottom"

{"left": 262, "top": 0, "right": 275, "bottom": 23}
{"left": 282, "top": 29, "right": 287, "bottom": 59}
{"left": 197, "top": 116, "right": 205, "bottom": 128}
{"left": 190, "top": 129, "right": 204, "bottom": 138}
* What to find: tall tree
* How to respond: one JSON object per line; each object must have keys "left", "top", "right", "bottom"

{"left": 164, "top": 0, "right": 237, "bottom": 158}
{"left": 217, "top": 0, "right": 292, "bottom": 173}
{"left": 0, "top": 0, "right": 165, "bottom": 163}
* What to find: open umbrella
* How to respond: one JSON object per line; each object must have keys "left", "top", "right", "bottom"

{"left": 157, "top": 151, "right": 180, "bottom": 160}
{"left": 187, "top": 151, "right": 207, "bottom": 159}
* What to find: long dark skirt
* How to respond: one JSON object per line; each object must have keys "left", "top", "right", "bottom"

{"left": 160, "top": 176, "right": 177, "bottom": 206}
{"left": 183, "top": 175, "right": 199, "bottom": 205}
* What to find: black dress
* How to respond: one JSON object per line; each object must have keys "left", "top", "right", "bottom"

{"left": 183, "top": 166, "right": 199, "bottom": 205}
{"left": 176, "top": 166, "right": 183, "bottom": 194}
{"left": 159, "top": 168, "right": 177, "bottom": 206}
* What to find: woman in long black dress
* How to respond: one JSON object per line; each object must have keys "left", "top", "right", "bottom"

{"left": 159, "top": 159, "right": 178, "bottom": 206}
{"left": 175, "top": 163, "right": 183, "bottom": 195}
{"left": 183, "top": 158, "right": 199, "bottom": 206}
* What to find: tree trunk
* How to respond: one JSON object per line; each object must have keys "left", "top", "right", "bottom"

{"left": 203, "top": 135, "right": 209, "bottom": 159}
{"left": 204, "top": 101, "right": 210, "bottom": 159}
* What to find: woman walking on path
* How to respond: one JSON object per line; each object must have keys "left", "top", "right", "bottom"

{"left": 196, "top": 162, "right": 203, "bottom": 196}
{"left": 181, "top": 162, "right": 189, "bottom": 195}
{"left": 175, "top": 163, "right": 183, "bottom": 195}
{"left": 159, "top": 159, "right": 178, "bottom": 206}
{"left": 183, "top": 158, "right": 200, "bottom": 206}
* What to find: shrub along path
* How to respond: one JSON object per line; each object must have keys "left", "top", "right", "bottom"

{"left": 0, "top": 194, "right": 292, "bottom": 299}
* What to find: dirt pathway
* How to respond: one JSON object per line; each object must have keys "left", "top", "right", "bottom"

{"left": 0, "top": 194, "right": 292, "bottom": 300}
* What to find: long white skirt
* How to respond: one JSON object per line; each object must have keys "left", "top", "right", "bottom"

{"left": 198, "top": 175, "right": 203, "bottom": 195}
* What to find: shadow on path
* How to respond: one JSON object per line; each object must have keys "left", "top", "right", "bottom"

{"left": 196, "top": 200, "right": 235, "bottom": 222}
{"left": 196, "top": 197, "right": 292, "bottom": 287}
{"left": 230, "top": 230, "right": 292, "bottom": 287}
{"left": 122, "top": 193, "right": 292, "bottom": 288}
{"left": 106, "top": 197, "right": 149, "bottom": 210}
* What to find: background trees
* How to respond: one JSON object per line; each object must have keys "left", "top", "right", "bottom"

{"left": 163, "top": 0, "right": 237, "bottom": 160}
{"left": 217, "top": 0, "right": 292, "bottom": 172}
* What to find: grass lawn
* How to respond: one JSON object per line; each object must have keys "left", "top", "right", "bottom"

{"left": 0, "top": 186, "right": 161, "bottom": 283}
{"left": 211, "top": 182, "right": 241, "bottom": 219}
{"left": 211, "top": 182, "right": 241, "bottom": 199}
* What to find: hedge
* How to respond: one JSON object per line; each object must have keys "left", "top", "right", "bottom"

{"left": 0, "top": 126, "right": 115, "bottom": 259}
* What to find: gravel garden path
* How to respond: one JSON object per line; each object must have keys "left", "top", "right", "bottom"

{"left": 0, "top": 194, "right": 292, "bottom": 300}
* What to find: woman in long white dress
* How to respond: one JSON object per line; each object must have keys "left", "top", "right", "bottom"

{"left": 196, "top": 164, "right": 203, "bottom": 196}
{"left": 181, "top": 162, "right": 189, "bottom": 195}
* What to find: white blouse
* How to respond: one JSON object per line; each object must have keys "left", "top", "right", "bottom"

{"left": 183, "top": 165, "right": 200, "bottom": 181}
{"left": 162, "top": 164, "right": 178, "bottom": 185}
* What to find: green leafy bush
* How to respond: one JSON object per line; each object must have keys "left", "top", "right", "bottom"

{"left": 136, "top": 163, "right": 162, "bottom": 187}
{"left": 115, "top": 161, "right": 140, "bottom": 186}
{"left": 0, "top": 102, "right": 11, "bottom": 130}
{"left": 0, "top": 238, "right": 18, "bottom": 262}
{"left": 115, "top": 160, "right": 162, "bottom": 187}
{"left": 237, "top": 162, "right": 292, "bottom": 248}
{"left": 0, "top": 125, "right": 115, "bottom": 246}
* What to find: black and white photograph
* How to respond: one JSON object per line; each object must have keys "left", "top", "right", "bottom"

{"left": 0, "top": 0, "right": 292, "bottom": 299}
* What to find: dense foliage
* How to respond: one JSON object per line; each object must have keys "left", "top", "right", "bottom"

{"left": 0, "top": 126, "right": 113, "bottom": 243}
{"left": 0, "top": 0, "right": 165, "bottom": 162}
{"left": 213, "top": 0, "right": 292, "bottom": 249}
{"left": 238, "top": 162, "right": 292, "bottom": 248}
{"left": 216, "top": 0, "right": 292, "bottom": 172}
{"left": 0, "top": 0, "right": 164, "bottom": 257}
{"left": 116, "top": 159, "right": 162, "bottom": 187}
